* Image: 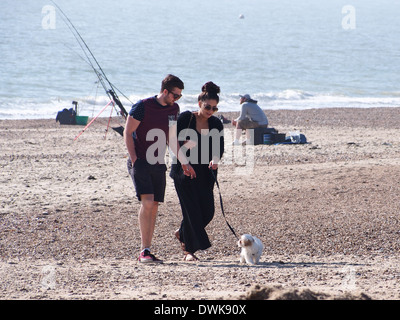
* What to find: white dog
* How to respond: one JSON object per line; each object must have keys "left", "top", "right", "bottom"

{"left": 238, "top": 234, "right": 264, "bottom": 265}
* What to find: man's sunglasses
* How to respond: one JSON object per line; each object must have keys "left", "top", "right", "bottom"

{"left": 168, "top": 89, "right": 182, "bottom": 100}
{"left": 203, "top": 104, "right": 218, "bottom": 112}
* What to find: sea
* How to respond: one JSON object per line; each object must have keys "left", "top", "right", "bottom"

{"left": 1, "top": 0, "right": 400, "bottom": 119}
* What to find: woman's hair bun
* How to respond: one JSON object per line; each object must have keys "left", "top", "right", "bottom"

{"left": 202, "top": 81, "right": 220, "bottom": 95}
{"left": 198, "top": 81, "right": 220, "bottom": 102}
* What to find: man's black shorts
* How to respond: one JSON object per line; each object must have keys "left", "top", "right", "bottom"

{"left": 127, "top": 158, "right": 167, "bottom": 202}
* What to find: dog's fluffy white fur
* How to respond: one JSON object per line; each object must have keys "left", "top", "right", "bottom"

{"left": 238, "top": 234, "right": 264, "bottom": 265}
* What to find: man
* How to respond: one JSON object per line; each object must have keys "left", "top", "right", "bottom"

{"left": 232, "top": 94, "right": 268, "bottom": 145}
{"left": 124, "top": 74, "right": 184, "bottom": 263}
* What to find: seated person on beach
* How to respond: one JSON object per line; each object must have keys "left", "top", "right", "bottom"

{"left": 232, "top": 94, "right": 268, "bottom": 145}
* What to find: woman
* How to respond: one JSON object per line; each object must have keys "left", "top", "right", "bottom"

{"left": 170, "top": 82, "right": 224, "bottom": 261}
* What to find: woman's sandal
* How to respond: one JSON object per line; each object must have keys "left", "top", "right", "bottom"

{"left": 175, "top": 229, "right": 199, "bottom": 261}
{"left": 184, "top": 253, "right": 199, "bottom": 261}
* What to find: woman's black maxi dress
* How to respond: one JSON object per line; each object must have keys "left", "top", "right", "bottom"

{"left": 170, "top": 111, "right": 224, "bottom": 254}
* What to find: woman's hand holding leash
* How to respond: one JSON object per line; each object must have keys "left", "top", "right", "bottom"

{"left": 208, "top": 160, "right": 218, "bottom": 170}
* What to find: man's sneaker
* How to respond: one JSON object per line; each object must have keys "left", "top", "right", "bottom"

{"left": 232, "top": 140, "right": 241, "bottom": 146}
{"left": 138, "top": 249, "right": 163, "bottom": 264}
{"left": 242, "top": 139, "right": 252, "bottom": 145}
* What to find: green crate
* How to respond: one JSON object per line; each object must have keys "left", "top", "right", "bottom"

{"left": 75, "top": 115, "right": 88, "bottom": 125}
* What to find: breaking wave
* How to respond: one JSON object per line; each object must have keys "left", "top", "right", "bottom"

{"left": 1, "top": 89, "right": 400, "bottom": 119}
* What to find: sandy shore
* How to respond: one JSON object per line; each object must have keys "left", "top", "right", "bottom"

{"left": 1, "top": 107, "right": 400, "bottom": 300}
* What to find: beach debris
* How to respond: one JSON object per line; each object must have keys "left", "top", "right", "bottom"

{"left": 241, "top": 285, "right": 372, "bottom": 300}
{"left": 347, "top": 142, "right": 360, "bottom": 147}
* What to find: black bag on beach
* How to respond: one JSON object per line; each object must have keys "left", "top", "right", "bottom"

{"left": 56, "top": 108, "right": 76, "bottom": 125}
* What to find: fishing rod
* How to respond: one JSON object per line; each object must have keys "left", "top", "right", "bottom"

{"left": 51, "top": 0, "right": 129, "bottom": 122}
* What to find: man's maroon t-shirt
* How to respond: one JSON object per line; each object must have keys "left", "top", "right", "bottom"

{"left": 129, "top": 96, "right": 179, "bottom": 164}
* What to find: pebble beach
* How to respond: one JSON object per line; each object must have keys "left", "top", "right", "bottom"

{"left": 1, "top": 107, "right": 399, "bottom": 300}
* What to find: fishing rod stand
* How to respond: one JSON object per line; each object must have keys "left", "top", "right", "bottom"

{"left": 73, "top": 99, "right": 118, "bottom": 141}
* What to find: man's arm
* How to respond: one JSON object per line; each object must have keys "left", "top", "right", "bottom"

{"left": 232, "top": 105, "right": 247, "bottom": 125}
{"left": 168, "top": 121, "right": 191, "bottom": 166}
{"left": 236, "top": 104, "right": 247, "bottom": 121}
{"left": 168, "top": 117, "right": 196, "bottom": 178}
{"left": 124, "top": 115, "right": 141, "bottom": 164}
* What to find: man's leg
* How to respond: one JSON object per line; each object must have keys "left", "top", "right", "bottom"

{"left": 235, "top": 123, "right": 242, "bottom": 140}
{"left": 233, "top": 123, "right": 243, "bottom": 145}
{"left": 244, "top": 122, "right": 260, "bottom": 145}
{"left": 138, "top": 194, "right": 159, "bottom": 250}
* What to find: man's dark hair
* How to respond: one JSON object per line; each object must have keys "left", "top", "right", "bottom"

{"left": 161, "top": 74, "right": 184, "bottom": 93}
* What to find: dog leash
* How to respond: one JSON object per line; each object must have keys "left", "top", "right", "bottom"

{"left": 210, "top": 169, "right": 239, "bottom": 240}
